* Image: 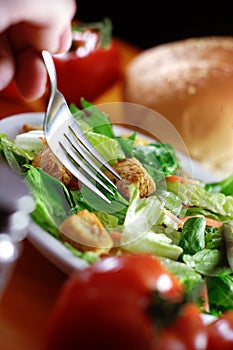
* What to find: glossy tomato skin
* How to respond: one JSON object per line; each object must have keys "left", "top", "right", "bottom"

{"left": 206, "top": 310, "right": 233, "bottom": 350}
{"left": 44, "top": 254, "right": 184, "bottom": 350}
{"left": 154, "top": 303, "right": 208, "bottom": 350}
{"left": 53, "top": 38, "right": 121, "bottom": 108}
{"left": 0, "top": 80, "right": 23, "bottom": 100}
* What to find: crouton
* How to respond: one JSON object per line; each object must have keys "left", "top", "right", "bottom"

{"left": 32, "top": 146, "right": 80, "bottom": 189}
{"left": 59, "top": 209, "right": 113, "bottom": 254}
{"left": 21, "top": 123, "right": 42, "bottom": 133}
{"left": 105, "top": 157, "right": 156, "bottom": 198}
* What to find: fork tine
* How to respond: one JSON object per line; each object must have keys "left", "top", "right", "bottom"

{"left": 60, "top": 137, "right": 115, "bottom": 195}
{"left": 58, "top": 145, "right": 112, "bottom": 203}
{"left": 42, "top": 50, "right": 122, "bottom": 203}
{"left": 66, "top": 123, "right": 118, "bottom": 189}
{"left": 70, "top": 121, "right": 122, "bottom": 180}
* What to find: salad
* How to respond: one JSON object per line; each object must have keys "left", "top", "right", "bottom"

{"left": 0, "top": 99, "right": 233, "bottom": 316}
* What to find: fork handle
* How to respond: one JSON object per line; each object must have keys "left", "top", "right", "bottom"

{"left": 42, "top": 50, "right": 57, "bottom": 96}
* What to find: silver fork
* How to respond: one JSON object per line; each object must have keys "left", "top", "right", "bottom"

{"left": 42, "top": 50, "right": 121, "bottom": 203}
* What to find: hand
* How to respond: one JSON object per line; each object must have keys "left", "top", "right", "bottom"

{"left": 0, "top": 0, "right": 76, "bottom": 100}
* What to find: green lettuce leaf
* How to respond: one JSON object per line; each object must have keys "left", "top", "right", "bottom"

{"left": 122, "top": 230, "right": 183, "bottom": 260}
{"left": 160, "top": 257, "right": 203, "bottom": 293}
{"left": 207, "top": 274, "right": 233, "bottom": 312}
{"left": 183, "top": 249, "right": 222, "bottom": 275}
{"left": 116, "top": 132, "right": 136, "bottom": 158}
{"left": 71, "top": 185, "right": 128, "bottom": 226}
{"left": 205, "top": 174, "right": 233, "bottom": 196}
{"left": 167, "top": 181, "right": 233, "bottom": 218}
{"left": 0, "top": 133, "right": 33, "bottom": 173}
{"left": 132, "top": 143, "right": 179, "bottom": 182}
{"left": 25, "top": 165, "right": 72, "bottom": 238}
{"left": 179, "top": 216, "right": 206, "bottom": 255}
{"left": 75, "top": 98, "right": 116, "bottom": 138}
{"left": 86, "top": 131, "right": 125, "bottom": 164}
{"left": 121, "top": 184, "right": 164, "bottom": 244}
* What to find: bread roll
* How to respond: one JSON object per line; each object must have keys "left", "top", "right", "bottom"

{"left": 123, "top": 36, "right": 233, "bottom": 178}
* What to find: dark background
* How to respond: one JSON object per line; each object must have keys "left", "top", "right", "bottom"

{"left": 75, "top": 1, "right": 233, "bottom": 49}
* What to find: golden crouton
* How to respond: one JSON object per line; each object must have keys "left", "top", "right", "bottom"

{"left": 59, "top": 209, "right": 113, "bottom": 254}
{"left": 21, "top": 123, "right": 42, "bottom": 132}
{"left": 32, "top": 146, "right": 80, "bottom": 189}
{"left": 105, "top": 157, "right": 156, "bottom": 198}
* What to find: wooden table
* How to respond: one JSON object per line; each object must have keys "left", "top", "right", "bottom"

{"left": 0, "top": 40, "right": 140, "bottom": 350}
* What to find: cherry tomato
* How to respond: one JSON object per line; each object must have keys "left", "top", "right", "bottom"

{"left": 206, "top": 310, "right": 233, "bottom": 350}
{"left": 154, "top": 303, "right": 207, "bottom": 350}
{"left": 0, "top": 80, "right": 23, "bottom": 100}
{"left": 52, "top": 19, "right": 122, "bottom": 107}
{"left": 44, "top": 254, "right": 207, "bottom": 350}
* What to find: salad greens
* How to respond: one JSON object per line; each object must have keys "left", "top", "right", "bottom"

{"left": 0, "top": 98, "right": 233, "bottom": 316}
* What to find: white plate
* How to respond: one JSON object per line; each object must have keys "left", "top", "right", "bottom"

{"left": 0, "top": 112, "right": 89, "bottom": 274}
{"left": 0, "top": 112, "right": 221, "bottom": 275}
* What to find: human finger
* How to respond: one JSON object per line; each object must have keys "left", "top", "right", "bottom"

{"left": 0, "top": 0, "right": 77, "bottom": 33}
{"left": 56, "top": 23, "right": 73, "bottom": 53}
{"left": 15, "top": 48, "right": 47, "bottom": 100}
{"left": 22, "top": 21, "right": 73, "bottom": 53}
{"left": 0, "top": 32, "right": 15, "bottom": 90}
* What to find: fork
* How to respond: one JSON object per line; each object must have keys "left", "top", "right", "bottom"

{"left": 42, "top": 50, "right": 121, "bottom": 203}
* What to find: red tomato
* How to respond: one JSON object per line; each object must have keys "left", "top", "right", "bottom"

{"left": 0, "top": 20, "right": 121, "bottom": 105}
{"left": 154, "top": 303, "right": 207, "bottom": 350}
{"left": 0, "top": 80, "right": 23, "bottom": 100}
{"left": 44, "top": 254, "right": 207, "bottom": 350}
{"left": 206, "top": 310, "right": 233, "bottom": 350}
{"left": 52, "top": 21, "right": 122, "bottom": 108}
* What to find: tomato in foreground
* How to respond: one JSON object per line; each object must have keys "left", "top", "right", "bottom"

{"left": 206, "top": 310, "right": 233, "bottom": 350}
{"left": 52, "top": 18, "right": 122, "bottom": 107}
{"left": 44, "top": 254, "right": 208, "bottom": 350}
